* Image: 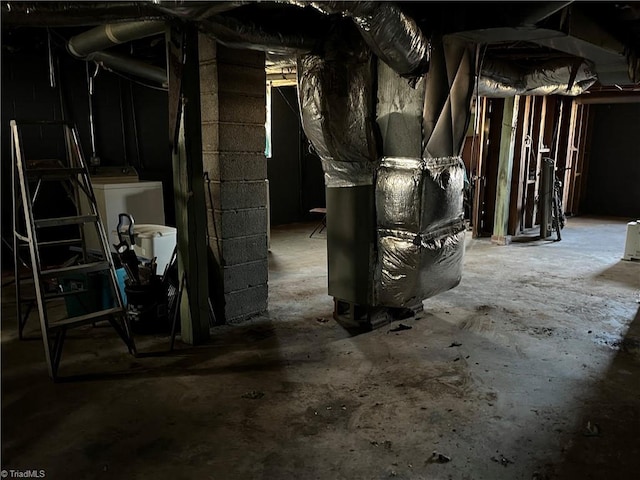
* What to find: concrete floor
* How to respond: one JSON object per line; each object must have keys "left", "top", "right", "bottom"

{"left": 2, "top": 216, "right": 639, "bottom": 479}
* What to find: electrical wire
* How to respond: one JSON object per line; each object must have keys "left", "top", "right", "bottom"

{"left": 129, "top": 81, "right": 143, "bottom": 170}
{"left": 276, "top": 86, "right": 298, "bottom": 116}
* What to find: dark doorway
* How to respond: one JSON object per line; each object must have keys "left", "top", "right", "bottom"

{"left": 583, "top": 103, "right": 640, "bottom": 218}
{"left": 267, "top": 86, "right": 325, "bottom": 226}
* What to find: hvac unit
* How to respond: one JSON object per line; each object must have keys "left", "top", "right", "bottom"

{"left": 623, "top": 220, "right": 640, "bottom": 261}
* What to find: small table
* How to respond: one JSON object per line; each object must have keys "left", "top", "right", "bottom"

{"left": 309, "top": 207, "right": 327, "bottom": 238}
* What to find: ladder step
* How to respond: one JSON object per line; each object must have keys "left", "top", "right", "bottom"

{"left": 39, "top": 238, "right": 84, "bottom": 248}
{"left": 18, "top": 239, "right": 84, "bottom": 248}
{"left": 35, "top": 215, "right": 97, "bottom": 228}
{"left": 46, "top": 288, "right": 90, "bottom": 299}
{"left": 41, "top": 261, "right": 110, "bottom": 278}
{"left": 48, "top": 307, "right": 123, "bottom": 331}
{"left": 22, "top": 289, "right": 91, "bottom": 302}
{"left": 26, "top": 167, "right": 85, "bottom": 179}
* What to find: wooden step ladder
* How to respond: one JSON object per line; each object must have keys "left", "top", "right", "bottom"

{"left": 11, "top": 120, "right": 136, "bottom": 380}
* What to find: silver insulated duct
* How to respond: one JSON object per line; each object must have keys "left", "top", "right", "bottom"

{"left": 375, "top": 157, "right": 466, "bottom": 307}
{"left": 373, "top": 35, "right": 473, "bottom": 308}
{"left": 329, "top": 1, "right": 430, "bottom": 79}
{"left": 200, "top": 15, "right": 316, "bottom": 54}
{"left": 478, "top": 57, "right": 597, "bottom": 97}
{"left": 297, "top": 32, "right": 378, "bottom": 188}
{"left": 292, "top": 1, "right": 431, "bottom": 80}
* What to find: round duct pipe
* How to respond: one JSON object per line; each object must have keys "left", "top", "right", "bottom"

{"left": 88, "top": 51, "right": 168, "bottom": 86}
{"left": 68, "top": 20, "right": 166, "bottom": 58}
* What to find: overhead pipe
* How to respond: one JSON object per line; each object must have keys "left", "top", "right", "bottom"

{"left": 67, "top": 20, "right": 166, "bottom": 58}
{"left": 67, "top": 20, "right": 167, "bottom": 86}
{"left": 88, "top": 51, "right": 168, "bottom": 87}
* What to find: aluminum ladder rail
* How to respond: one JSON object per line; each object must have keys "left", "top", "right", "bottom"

{"left": 11, "top": 120, "right": 136, "bottom": 380}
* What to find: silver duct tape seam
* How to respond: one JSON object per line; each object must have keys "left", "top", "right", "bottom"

{"left": 321, "top": 159, "right": 376, "bottom": 187}
{"left": 376, "top": 156, "right": 465, "bottom": 232}
{"left": 412, "top": 220, "right": 467, "bottom": 245}
{"left": 524, "top": 78, "right": 597, "bottom": 96}
{"left": 376, "top": 224, "right": 465, "bottom": 307}
{"left": 424, "top": 156, "right": 465, "bottom": 187}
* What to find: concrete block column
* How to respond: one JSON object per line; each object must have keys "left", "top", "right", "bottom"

{"left": 199, "top": 35, "right": 268, "bottom": 323}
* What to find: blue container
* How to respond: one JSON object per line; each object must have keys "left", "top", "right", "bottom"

{"left": 64, "top": 268, "right": 128, "bottom": 316}
{"left": 102, "top": 268, "right": 128, "bottom": 307}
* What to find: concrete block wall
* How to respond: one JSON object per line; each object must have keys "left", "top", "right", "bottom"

{"left": 199, "top": 35, "right": 268, "bottom": 323}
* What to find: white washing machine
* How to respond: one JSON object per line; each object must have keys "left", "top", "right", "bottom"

{"left": 82, "top": 176, "right": 165, "bottom": 252}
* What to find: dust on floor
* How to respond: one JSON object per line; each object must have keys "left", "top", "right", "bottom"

{"left": 2, "top": 216, "right": 639, "bottom": 479}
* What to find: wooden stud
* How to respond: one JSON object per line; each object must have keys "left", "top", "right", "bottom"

{"left": 472, "top": 97, "right": 488, "bottom": 238}
{"left": 483, "top": 98, "right": 505, "bottom": 236}
{"left": 508, "top": 96, "right": 530, "bottom": 235}
{"left": 574, "top": 104, "right": 593, "bottom": 213}
{"left": 563, "top": 101, "right": 579, "bottom": 211}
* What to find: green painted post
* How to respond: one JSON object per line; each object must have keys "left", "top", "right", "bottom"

{"left": 491, "top": 96, "right": 520, "bottom": 245}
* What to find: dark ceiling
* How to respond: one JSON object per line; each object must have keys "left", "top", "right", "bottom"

{"left": 2, "top": 1, "right": 640, "bottom": 86}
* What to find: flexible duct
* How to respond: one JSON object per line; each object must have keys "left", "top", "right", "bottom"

{"left": 151, "top": 2, "right": 246, "bottom": 21}
{"left": 291, "top": 1, "right": 430, "bottom": 80}
{"left": 298, "top": 49, "right": 378, "bottom": 187}
{"left": 478, "top": 57, "right": 597, "bottom": 97}
{"left": 67, "top": 20, "right": 166, "bottom": 58}
{"left": 337, "top": 2, "right": 430, "bottom": 79}
{"left": 297, "top": 25, "right": 378, "bottom": 187}
{"left": 201, "top": 14, "right": 316, "bottom": 54}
